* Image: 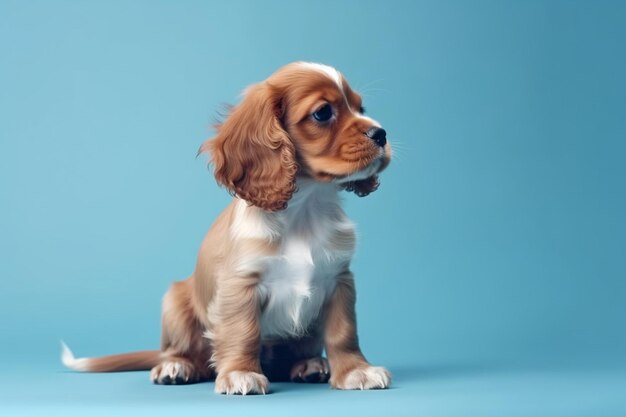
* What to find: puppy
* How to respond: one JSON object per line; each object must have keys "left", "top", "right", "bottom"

{"left": 62, "top": 62, "right": 392, "bottom": 394}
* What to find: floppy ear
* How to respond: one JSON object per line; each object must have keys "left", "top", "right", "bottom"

{"left": 344, "top": 175, "right": 380, "bottom": 197}
{"left": 199, "top": 83, "right": 297, "bottom": 211}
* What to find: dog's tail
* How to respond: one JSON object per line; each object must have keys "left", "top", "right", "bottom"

{"left": 61, "top": 341, "right": 162, "bottom": 372}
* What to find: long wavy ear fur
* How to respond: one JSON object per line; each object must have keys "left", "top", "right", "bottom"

{"left": 199, "top": 83, "right": 297, "bottom": 211}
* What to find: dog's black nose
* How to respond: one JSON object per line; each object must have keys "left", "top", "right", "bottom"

{"left": 366, "top": 127, "right": 387, "bottom": 147}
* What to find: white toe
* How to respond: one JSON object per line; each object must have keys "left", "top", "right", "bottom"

{"left": 338, "top": 366, "right": 391, "bottom": 390}
{"left": 215, "top": 371, "right": 269, "bottom": 395}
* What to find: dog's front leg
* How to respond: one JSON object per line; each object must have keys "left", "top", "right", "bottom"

{"left": 324, "top": 271, "right": 391, "bottom": 390}
{"left": 211, "top": 274, "right": 268, "bottom": 395}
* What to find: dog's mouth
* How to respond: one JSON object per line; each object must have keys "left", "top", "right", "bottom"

{"left": 303, "top": 143, "right": 391, "bottom": 184}
{"left": 333, "top": 156, "right": 383, "bottom": 184}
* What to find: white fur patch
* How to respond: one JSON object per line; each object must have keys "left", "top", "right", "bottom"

{"left": 230, "top": 199, "right": 282, "bottom": 241}
{"left": 215, "top": 371, "right": 269, "bottom": 395}
{"left": 339, "top": 366, "right": 392, "bottom": 390}
{"left": 297, "top": 62, "right": 343, "bottom": 89}
{"left": 60, "top": 341, "right": 90, "bottom": 371}
{"left": 230, "top": 180, "right": 355, "bottom": 339}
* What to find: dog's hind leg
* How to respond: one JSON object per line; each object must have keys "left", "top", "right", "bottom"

{"left": 289, "top": 357, "right": 330, "bottom": 383}
{"left": 152, "top": 279, "right": 214, "bottom": 385}
{"left": 286, "top": 326, "right": 330, "bottom": 384}
{"left": 259, "top": 321, "right": 329, "bottom": 383}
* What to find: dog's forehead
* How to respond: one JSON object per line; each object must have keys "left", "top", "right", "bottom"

{"left": 268, "top": 62, "right": 348, "bottom": 95}
{"left": 294, "top": 62, "right": 343, "bottom": 89}
{"left": 267, "top": 62, "right": 364, "bottom": 120}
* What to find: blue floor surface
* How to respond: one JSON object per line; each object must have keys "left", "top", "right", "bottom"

{"left": 2, "top": 362, "right": 625, "bottom": 417}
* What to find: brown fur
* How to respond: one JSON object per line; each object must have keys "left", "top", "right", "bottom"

{"left": 204, "top": 83, "right": 298, "bottom": 212}
{"left": 70, "top": 350, "right": 162, "bottom": 373}
{"left": 63, "top": 62, "right": 391, "bottom": 394}
{"left": 323, "top": 272, "right": 369, "bottom": 387}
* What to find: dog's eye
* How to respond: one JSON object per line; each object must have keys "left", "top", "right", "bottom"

{"left": 359, "top": 106, "right": 366, "bottom": 114}
{"left": 312, "top": 104, "right": 333, "bottom": 122}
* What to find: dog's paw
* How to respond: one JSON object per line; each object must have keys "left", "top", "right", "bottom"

{"left": 290, "top": 357, "right": 330, "bottom": 383}
{"left": 151, "top": 360, "right": 197, "bottom": 385}
{"left": 215, "top": 371, "right": 269, "bottom": 395}
{"left": 332, "top": 365, "right": 391, "bottom": 390}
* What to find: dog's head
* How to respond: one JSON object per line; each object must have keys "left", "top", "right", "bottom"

{"left": 200, "top": 62, "right": 392, "bottom": 211}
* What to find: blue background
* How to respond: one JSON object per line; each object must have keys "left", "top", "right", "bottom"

{"left": 1, "top": 0, "right": 625, "bottom": 415}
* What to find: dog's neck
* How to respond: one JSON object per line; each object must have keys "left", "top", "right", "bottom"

{"left": 276, "top": 178, "right": 343, "bottom": 234}
{"left": 287, "top": 177, "right": 341, "bottom": 208}
{"left": 233, "top": 178, "right": 346, "bottom": 242}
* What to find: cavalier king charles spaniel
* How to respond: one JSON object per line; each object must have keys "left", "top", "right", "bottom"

{"left": 62, "top": 62, "right": 392, "bottom": 394}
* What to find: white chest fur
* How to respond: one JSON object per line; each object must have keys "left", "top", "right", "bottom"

{"left": 230, "top": 181, "right": 355, "bottom": 340}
